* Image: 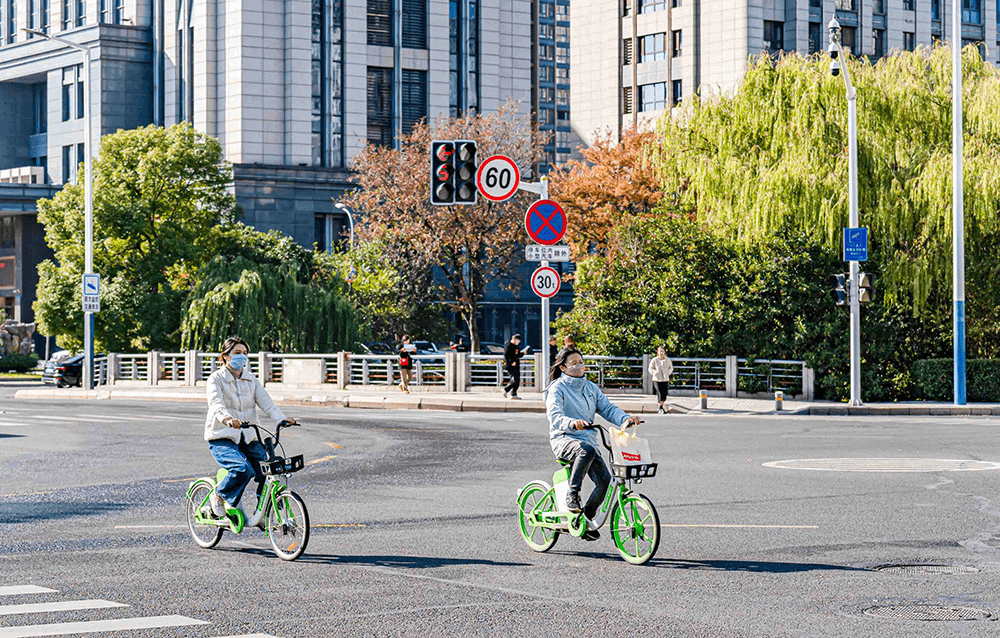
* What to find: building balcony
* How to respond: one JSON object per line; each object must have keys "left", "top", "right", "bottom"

{"left": 0, "top": 166, "right": 45, "bottom": 184}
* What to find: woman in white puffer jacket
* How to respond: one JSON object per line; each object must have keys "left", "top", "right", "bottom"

{"left": 205, "top": 336, "right": 296, "bottom": 518}
{"left": 647, "top": 346, "right": 674, "bottom": 414}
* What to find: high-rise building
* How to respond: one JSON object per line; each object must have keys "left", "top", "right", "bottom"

{"left": 570, "top": 0, "right": 1000, "bottom": 147}
{"left": 532, "top": 0, "right": 578, "bottom": 170}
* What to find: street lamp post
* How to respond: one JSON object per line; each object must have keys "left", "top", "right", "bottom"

{"left": 25, "top": 28, "right": 96, "bottom": 389}
{"left": 829, "top": 19, "right": 863, "bottom": 407}
{"left": 333, "top": 202, "right": 355, "bottom": 249}
{"left": 952, "top": 0, "right": 967, "bottom": 405}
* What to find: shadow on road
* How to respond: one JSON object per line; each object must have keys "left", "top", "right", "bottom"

{"left": 0, "top": 433, "right": 25, "bottom": 439}
{"left": 565, "top": 551, "right": 868, "bottom": 573}
{"left": 0, "top": 501, "right": 130, "bottom": 524}
{"left": 219, "top": 546, "right": 531, "bottom": 569}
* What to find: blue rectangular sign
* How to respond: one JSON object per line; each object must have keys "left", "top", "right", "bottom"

{"left": 843, "top": 227, "right": 868, "bottom": 262}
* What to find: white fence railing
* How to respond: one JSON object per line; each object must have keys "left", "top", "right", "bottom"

{"left": 91, "top": 350, "right": 813, "bottom": 398}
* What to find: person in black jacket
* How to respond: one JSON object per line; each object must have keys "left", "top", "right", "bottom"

{"left": 503, "top": 334, "right": 524, "bottom": 400}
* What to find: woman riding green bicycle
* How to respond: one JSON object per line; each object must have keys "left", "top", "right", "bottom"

{"left": 546, "top": 347, "right": 639, "bottom": 541}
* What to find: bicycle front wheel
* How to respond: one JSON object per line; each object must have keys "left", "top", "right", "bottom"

{"left": 517, "top": 482, "right": 559, "bottom": 552}
{"left": 186, "top": 482, "right": 224, "bottom": 549}
{"left": 266, "top": 491, "right": 310, "bottom": 561}
{"left": 610, "top": 493, "right": 660, "bottom": 565}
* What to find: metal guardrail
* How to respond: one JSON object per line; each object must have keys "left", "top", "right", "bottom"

{"left": 669, "top": 358, "right": 728, "bottom": 392}
{"left": 348, "top": 354, "right": 446, "bottom": 387}
{"left": 737, "top": 358, "right": 804, "bottom": 394}
{"left": 583, "top": 356, "right": 644, "bottom": 390}
{"left": 468, "top": 355, "right": 535, "bottom": 387}
{"left": 93, "top": 356, "right": 108, "bottom": 386}
{"left": 116, "top": 354, "right": 148, "bottom": 382}
{"left": 161, "top": 353, "right": 186, "bottom": 381}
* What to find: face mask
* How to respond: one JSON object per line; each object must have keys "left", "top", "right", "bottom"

{"left": 565, "top": 362, "right": 585, "bottom": 376}
{"left": 228, "top": 353, "right": 248, "bottom": 370}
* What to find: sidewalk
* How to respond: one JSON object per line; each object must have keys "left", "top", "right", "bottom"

{"left": 12, "top": 384, "right": 1000, "bottom": 416}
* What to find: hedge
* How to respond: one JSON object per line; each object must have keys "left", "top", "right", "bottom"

{"left": 911, "top": 359, "right": 1000, "bottom": 402}
{"left": 0, "top": 354, "right": 40, "bottom": 373}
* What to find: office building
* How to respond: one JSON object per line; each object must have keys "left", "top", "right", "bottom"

{"left": 570, "top": 0, "right": 1000, "bottom": 147}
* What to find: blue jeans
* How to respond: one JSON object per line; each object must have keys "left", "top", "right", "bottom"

{"left": 208, "top": 438, "right": 270, "bottom": 507}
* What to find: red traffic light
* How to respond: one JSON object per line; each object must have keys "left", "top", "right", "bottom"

{"left": 435, "top": 143, "right": 454, "bottom": 162}
{"left": 436, "top": 165, "right": 451, "bottom": 181}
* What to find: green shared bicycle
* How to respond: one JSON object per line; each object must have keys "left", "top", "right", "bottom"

{"left": 517, "top": 422, "right": 661, "bottom": 565}
{"left": 186, "top": 420, "right": 310, "bottom": 561}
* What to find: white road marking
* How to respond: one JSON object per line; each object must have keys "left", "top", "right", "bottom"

{"left": 211, "top": 634, "right": 282, "bottom": 638}
{"left": 661, "top": 524, "right": 819, "bottom": 529}
{"left": 114, "top": 525, "right": 186, "bottom": 530}
{"left": 762, "top": 458, "right": 1000, "bottom": 472}
{"left": 0, "top": 587, "right": 57, "bottom": 597}
{"left": 0, "top": 600, "right": 127, "bottom": 616}
{"left": 359, "top": 566, "right": 573, "bottom": 604}
{"left": 0, "top": 615, "right": 209, "bottom": 637}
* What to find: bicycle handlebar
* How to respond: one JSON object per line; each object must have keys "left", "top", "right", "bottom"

{"left": 239, "top": 420, "right": 296, "bottom": 450}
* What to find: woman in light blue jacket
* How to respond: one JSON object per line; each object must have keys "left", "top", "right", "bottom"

{"left": 545, "top": 347, "right": 638, "bottom": 540}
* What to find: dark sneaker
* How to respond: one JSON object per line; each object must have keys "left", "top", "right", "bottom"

{"left": 566, "top": 493, "right": 583, "bottom": 513}
{"left": 582, "top": 528, "right": 601, "bottom": 541}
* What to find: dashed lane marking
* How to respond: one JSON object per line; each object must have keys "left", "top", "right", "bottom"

{"left": 323, "top": 441, "right": 344, "bottom": 449}
{"left": 115, "top": 525, "right": 186, "bottom": 530}
{"left": 0, "top": 600, "right": 127, "bottom": 616}
{"left": 763, "top": 458, "right": 1000, "bottom": 472}
{"left": 660, "top": 524, "right": 819, "bottom": 529}
{"left": 305, "top": 455, "right": 336, "bottom": 466}
{"left": 0, "top": 615, "right": 210, "bottom": 637}
{"left": 0, "top": 587, "right": 57, "bottom": 597}
{"left": 312, "top": 523, "right": 367, "bottom": 528}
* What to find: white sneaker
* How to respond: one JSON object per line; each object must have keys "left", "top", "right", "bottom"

{"left": 209, "top": 490, "right": 226, "bottom": 518}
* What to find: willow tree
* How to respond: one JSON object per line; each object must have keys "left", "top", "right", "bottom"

{"left": 653, "top": 46, "right": 1000, "bottom": 357}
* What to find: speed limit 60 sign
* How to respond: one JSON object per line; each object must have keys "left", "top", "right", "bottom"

{"left": 476, "top": 155, "right": 520, "bottom": 202}
{"left": 530, "top": 266, "right": 561, "bottom": 299}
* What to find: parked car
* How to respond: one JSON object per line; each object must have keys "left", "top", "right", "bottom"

{"left": 479, "top": 342, "right": 506, "bottom": 355}
{"left": 365, "top": 342, "right": 393, "bottom": 355}
{"left": 42, "top": 355, "right": 84, "bottom": 387}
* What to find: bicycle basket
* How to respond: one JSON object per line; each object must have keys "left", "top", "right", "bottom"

{"left": 262, "top": 454, "right": 305, "bottom": 476}
{"left": 611, "top": 463, "right": 657, "bottom": 480}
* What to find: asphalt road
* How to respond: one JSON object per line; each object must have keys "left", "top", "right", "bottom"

{"left": 2, "top": 395, "right": 1000, "bottom": 637}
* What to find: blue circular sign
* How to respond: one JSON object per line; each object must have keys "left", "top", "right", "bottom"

{"left": 524, "top": 199, "right": 567, "bottom": 246}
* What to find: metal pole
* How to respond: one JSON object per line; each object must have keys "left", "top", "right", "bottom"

{"left": 952, "top": 2, "right": 966, "bottom": 405}
{"left": 334, "top": 203, "right": 355, "bottom": 249}
{"left": 540, "top": 177, "right": 550, "bottom": 389}
{"left": 83, "top": 46, "right": 94, "bottom": 390}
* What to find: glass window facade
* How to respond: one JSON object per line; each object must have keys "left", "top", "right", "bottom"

{"left": 763, "top": 20, "right": 783, "bottom": 54}
{"left": 402, "top": 0, "right": 426, "bottom": 49}
{"left": 963, "top": 0, "right": 981, "bottom": 24}
{"left": 367, "top": 0, "right": 391, "bottom": 46}
{"left": 640, "top": 82, "right": 666, "bottom": 111}
{"left": 367, "top": 67, "right": 393, "bottom": 147}
{"left": 401, "top": 69, "right": 427, "bottom": 135}
{"left": 449, "top": 0, "right": 479, "bottom": 116}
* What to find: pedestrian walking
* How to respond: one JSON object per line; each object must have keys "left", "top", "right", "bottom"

{"left": 548, "top": 335, "right": 558, "bottom": 369}
{"left": 563, "top": 334, "right": 576, "bottom": 349}
{"left": 398, "top": 335, "right": 415, "bottom": 394}
{"left": 503, "top": 334, "right": 525, "bottom": 399}
{"left": 648, "top": 346, "right": 674, "bottom": 414}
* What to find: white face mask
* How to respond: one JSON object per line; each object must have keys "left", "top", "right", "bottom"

{"left": 564, "top": 362, "right": 586, "bottom": 377}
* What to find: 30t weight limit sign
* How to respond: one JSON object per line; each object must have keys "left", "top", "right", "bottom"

{"left": 531, "top": 266, "right": 561, "bottom": 299}
{"left": 476, "top": 155, "right": 520, "bottom": 202}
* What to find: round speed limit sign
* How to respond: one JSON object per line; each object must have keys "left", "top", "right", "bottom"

{"left": 476, "top": 155, "right": 520, "bottom": 202}
{"left": 530, "top": 265, "right": 561, "bottom": 299}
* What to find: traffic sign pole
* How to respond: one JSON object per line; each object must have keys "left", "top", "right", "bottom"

{"left": 540, "top": 178, "right": 550, "bottom": 388}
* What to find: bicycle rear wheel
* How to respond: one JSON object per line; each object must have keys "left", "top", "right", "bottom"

{"left": 517, "top": 482, "right": 559, "bottom": 552}
{"left": 610, "top": 493, "right": 660, "bottom": 565}
{"left": 186, "top": 482, "right": 224, "bottom": 549}
{"left": 266, "top": 491, "right": 310, "bottom": 561}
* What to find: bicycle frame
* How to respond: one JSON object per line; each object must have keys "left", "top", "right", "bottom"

{"left": 529, "top": 475, "right": 632, "bottom": 532}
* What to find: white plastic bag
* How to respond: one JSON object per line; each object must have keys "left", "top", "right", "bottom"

{"left": 610, "top": 422, "right": 652, "bottom": 465}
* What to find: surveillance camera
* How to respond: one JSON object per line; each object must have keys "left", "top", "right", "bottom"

{"left": 828, "top": 42, "right": 839, "bottom": 60}
{"left": 831, "top": 58, "right": 842, "bottom": 77}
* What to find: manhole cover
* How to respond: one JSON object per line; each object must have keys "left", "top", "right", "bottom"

{"left": 873, "top": 564, "right": 980, "bottom": 574}
{"left": 862, "top": 604, "right": 992, "bottom": 621}
{"left": 762, "top": 458, "right": 1000, "bottom": 472}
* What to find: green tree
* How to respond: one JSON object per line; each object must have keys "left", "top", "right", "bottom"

{"left": 652, "top": 47, "right": 1000, "bottom": 357}
{"left": 34, "top": 124, "right": 236, "bottom": 352}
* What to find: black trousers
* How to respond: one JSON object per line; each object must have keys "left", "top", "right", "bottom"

{"left": 504, "top": 366, "right": 520, "bottom": 396}
{"left": 559, "top": 441, "right": 612, "bottom": 519}
{"left": 654, "top": 381, "right": 670, "bottom": 403}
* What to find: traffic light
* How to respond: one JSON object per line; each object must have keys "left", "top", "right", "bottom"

{"left": 430, "top": 140, "right": 455, "bottom": 205}
{"left": 859, "top": 272, "right": 876, "bottom": 303}
{"left": 830, "top": 273, "right": 849, "bottom": 306}
{"left": 454, "top": 140, "right": 478, "bottom": 204}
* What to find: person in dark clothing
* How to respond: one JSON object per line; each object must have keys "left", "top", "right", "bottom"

{"left": 503, "top": 334, "right": 524, "bottom": 399}
{"left": 548, "top": 335, "right": 558, "bottom": 369}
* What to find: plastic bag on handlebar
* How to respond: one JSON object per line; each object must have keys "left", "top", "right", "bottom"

{"left": 610, "top": 422, "right": 652, "bottom": 466}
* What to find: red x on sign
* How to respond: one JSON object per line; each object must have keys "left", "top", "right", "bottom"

{"left": 524, "top": 199, "right": 566, "bottom": 246}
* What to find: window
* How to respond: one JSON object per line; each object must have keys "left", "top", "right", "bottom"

{"left": 467, "top": 0, "right": 478, "bottom": 112}
{"left": 623, "top": 38, "right": 633, "bottom": 64}
{"left": 401, "top": 70, "right": 427, "bottom": 135}
{"left": 873, "top": 28, "right": 885, "bottom": 58}
{"left": 539, "top": 23, "right": 553, "bottom": 39}
{"left": 672, "top": 79, "right": 682, "bottom": 104}
{"left": 367, "top": 67, "right": 393, "bottom": 148}
{"left": 100, "top": 0, "right": 108, "bottom": 22}
{"left": 556, "top": 88, "right": 568, "bottom": 107}
{"left": 808, "top": 22, "right": 821, "bottom": 54}
{"left": 113, "top": 0, "right": 121, "bottom": 22}
{"left": 639, "top": 82, "right": 666, "bottom": 111}
{"left": 902, "top": 0, "right": 913, "bottom": 10}
{"left": 763, "top": 20, "right": 783, "bottom": 54}
{"left": 62, "top": 0, "right": 68, "bottom": 29}
{"left": 330, "top": 0, "right": 343, "bottom": 166}
{"left": 640, "top": 33, "right": 666, "bottom": 62}
{"left": 540, "top": 44, "right": 554, "bottom": 60}
{"left": 556, "top": 66, "right": 569, "bottom": 83}
{"left": 556, "top": 45, "right": 568, "bottom": 64}
{"left": 841, "top": 26, "right": 856, "bottom": 54}
{"left": 312, "top": 0, "right": 324, "bottom": 166}
{"left": 28, "top": 0, "right": 35, "bottom": 34}
{"left": 539, "top": 2, "right": 553, "bottom": 18}
{"left": 367, "top": 0, "right": 391, "bottom": 46}
{"left": 556, "top": 3, "right": 568, "bottom": 18}
{"left": 835, "top": 0, "right": 854, "bottom": 9}
{"left": 556, "top": 25, "right": 568, "bottom": 43}
{"left": 670, "top": 29, "right": 681, "bottom": 58}
{"left": 963, "top": 0, "right": 981, "bottom": 24}
{"left": 540, "top": 65, "right": 554, "bottom": 82}
{"left": 809, "top": 0, "right": 821, "bottom": 6}
{"left": 639, "top": 0, "right": 666, "bottom": 13}
{"left": 75, "top": 0, "right": 84, "bottom": 26}
{"left": 62, "top": 65, "right": 82, "bottom": 122}
{"left": 449, "top": 0, "right": 459, "bottom": 116}
{"left": 0, "top": 218, "right": 14, "bottom": 249}
{"left": 874, "top": 0, "right": 885, "bottom": 13}
{"left": 76, "top": 67, "right": 84, "bottom": 119}
{"left": 623, "top": 86, "right": 633, "bottom": 114}
{"left": 41, "top": 0, "right": 48, "bottom": 31}
{"left": 7, "top": 0, "right": 16, "bottom": 43}
{"left": 932, "top": 0, "right": 940, "bottom": 19}
{"left": 539, "top": 108, "right": 554, "bottom": 125}
{"left": 62, "top": 145, "right": 72, "bottom": 183}
{"left": 450, "top": 0, "right": 479, "bottom": 115}
{"left": 622, "top": 0, "right": 629, "bottom": 16}
{"left": 76, "top": 143, "right": 84, "bottom": 175}
{"left": 903, "top": 32, "right": 915, "bottom": 51}
{"left": 402, "top": 0, "right": 426, "bottom": 48}
{"left": 670, "top": 0, "right": 679, "bottom": 6}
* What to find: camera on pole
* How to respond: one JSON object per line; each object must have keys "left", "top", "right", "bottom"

{"left": 830, "top": 273, "right": 849, "bottom": 306}
{"left": 454, "top": 141, "right": 478, "bottom": 204}
{"left": 858, "top": 272, "right": 876, "bottom": 303}
{"left": 430, "top": 140, "right": 455, "bottom": 205}
{"left": 828, "top": 18, "right": 842, "bottom": 77}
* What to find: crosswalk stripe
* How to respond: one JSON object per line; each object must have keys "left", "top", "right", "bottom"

{"left": 0, "top": 587, "right": 57, "bottom": 597}
{"left": 0, "top": 614, "right": 210, "bottom": 637}
{"left": 0, "top": 600, "right": 127, "bottom": 616}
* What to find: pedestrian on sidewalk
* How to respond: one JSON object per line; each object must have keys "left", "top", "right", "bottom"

{"left": 548, "top": 335, "right": 558, "bottom": 369}
{"left": 504, "top": 334, "right": 525, "bottom": 399}
{"left": 648, "top": 345, "right": 674, "bottom": 414}
{"left": 204, "top": 336, "right": 296, "bottom": 519}
{"left": 398, "top": 335, "right": 415, "bottom": 394}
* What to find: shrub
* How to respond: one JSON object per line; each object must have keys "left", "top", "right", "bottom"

{"left": 912, "top": 359, "right": 1000, "bottom": 402}
{"left": 0, "top": 354, "right": 40, "bottom": 373}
